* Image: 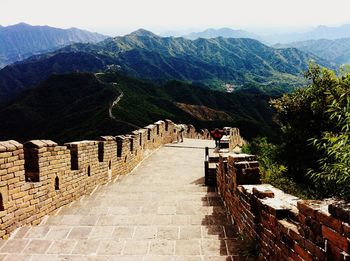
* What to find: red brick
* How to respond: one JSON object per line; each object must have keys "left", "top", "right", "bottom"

{"left": 329, "top": 202, "right": 350, "bottom": 224}
{"left": 316, "top": 210, "right": 343, "bottom": 233}
{"left": 298, "top": 200, "right": 322, "bottom": 219}
{"left": 322, "top": 225, "right": 349, "bottom": 252}
{"left": 327, "top": 240, "right": 343, "bottom": 260}
{"left": 293, "top": 243, "right": 313, "bottom": 261}
{"left": 252, "top": 187, "right": 274, "bottom": 199}
{"left": 303, "top": 239, "right": 325, "bottom": 260}
{"left": 298, "top": 213, "right": 308, "bottom": 226}
{"left": 288, "top": 228, "right": 305, "bottom": 245}
{"left": 343, "top": 222, "right": 350, "bottom": 238}
{"left": 289, "top": 250, "right": 303, "bottom": 261}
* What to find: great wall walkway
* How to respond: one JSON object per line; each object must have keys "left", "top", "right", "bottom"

{"left": 0, "top": 139, "right": 241, "bottom": 261}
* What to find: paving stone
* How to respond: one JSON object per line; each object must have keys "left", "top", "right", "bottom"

{"left": 112, "top": 226, "right": 135, "bottom": 239}
{"left": 123, "top": 240, "right": 149, "bottom": 255}
{"left": 149, "top": 240, "right": 175, "bottom": 255}
{"left": 223, "top": 226, "right": 238, "bottom": 239}
{"left": 78, "top": 215, "right": 99, "bottom": 226}
{"left": 58, "top": 255, "right": 87, "bottom": 260}
{"left": 153, "top": 215, "right": 173, "bottom": 225}
{"left": 87, "top": 256, "right": 114, "bottom": 261}
{"left": 157, "top": 226, "right": 179, "bottom": 240}
{"left": 24, "top": 226, "right": 50, "bottom": 239}
{"left": 89, "top": 226, "right": 114, "bottom": 239}
{"left": 67, "top": 227, "right": 92, "bottom": 239}
{"left": 44, "top": 216, "right": 63, "bottom": 225}
{"left": 144, "top": 255, "right": 173, "bottom": 261}
{"left": 11, "top": 227, "right": 30, "bottom": 239}
{"left": 225, "top": 240, "right": 242, "bottom": 255}
{"left": 134, "top": 215, "right": 155, "bottom": 225}
{"left": 96, "top": 216, "right": 116, "bottom": 226}
{"left": 0, "top": 239, "right": 29, "bottom": 253}
{"left": 158, "top": 206, "right": 177, "bottom": 215}
{"left": 180, "top": 226, "right": 202, "bottom": 239}
{"left": 115, "top": 256, "right": 144, "bottom": 261}
{"left": 173, "top": 257, "right": 203, "bottom": 261}
{"left": 204, "top": 257, "right": 233, "bottom": 261}
{"left": 97, "top": 240, "right": 124, "bottom": 255}
{"left": 30, "top": 255, "right": 60, "bottom": 261}
{"left": 71, "top": 240, "right": 100, "bottom": 255}
{"left": 201, "top": 239, "right": 227, "bottom": 256}
{"left": 47, "top": 240, "right": 76, "bottom": 254}
{"left": 22, "top": 239, "right": 52, "bottom": 254}
{"left": 3, "top": 255, "right": 31, "bottom": 261}
{"left": 175, "top": 240, "right": 201, "bottom": 255}
{"left": 133, "top": 226, "right": 157, "bottom": 240}
{"left": 45, "top": 226, "right": 72, "bottom": 240}
{"left": 172, "top": 215, "right": 191, "bottom": 225}
{"left": 202, "top": 226, "right": 225, "bottom": 239}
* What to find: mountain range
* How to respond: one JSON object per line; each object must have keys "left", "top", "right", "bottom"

{"left": 160, "top": 24, "right": 350, "bottom": 44}
{"left": 0, "top": 23, "right": 109, "bottom": 68}
{"left": 263, "top": 24, "right": 350, "bottom": 44}
{"left": 0, "top": 28, "right": 332, "bottom": 103}
{"left": 275, "top": 38, "right": 350, "bottom": 65}
{"left": 182, "top": 28, "right": 262, "bottom": 41}
{"left": 0, "top": 72, "right": 276, "bottom": 143}
{"left": 0, "top": 23, "right": 348, "bottom": 144}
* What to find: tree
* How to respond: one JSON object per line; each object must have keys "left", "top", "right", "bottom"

{"left": 309, "top": 90, "right": 350, "bottom": 199}
{"left": 270, "top": 63, "right": 350, "bottom": 199}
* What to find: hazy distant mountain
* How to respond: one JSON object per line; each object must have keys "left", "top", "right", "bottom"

{"left": 182, "top": 28, "right": 262, "bottom": 41}
{"left": 0, "top": 23, "right": 109, "bottom": 68}
{"left": 275, "top": 37, "right": 350, "bottom": 65}
{"left": 266, "top": 24, "right": 350, "bottom": 44}
{"left": 0, "top": 28, "right": 331, "bottom": 102}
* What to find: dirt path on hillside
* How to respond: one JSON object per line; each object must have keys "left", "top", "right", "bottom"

{"left": 108, "top": 83, "right": 141, "bottom": 129}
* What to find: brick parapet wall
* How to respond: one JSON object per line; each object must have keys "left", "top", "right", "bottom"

{"left": 216, "top": 153, "right": 350, "bottom": 260}
{"left": 0, "top": 119, "right": 212, "bottom": 239}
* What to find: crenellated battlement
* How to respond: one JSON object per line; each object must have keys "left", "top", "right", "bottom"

{"left": 0, "top": 120, "right": 244, "bottom": 239}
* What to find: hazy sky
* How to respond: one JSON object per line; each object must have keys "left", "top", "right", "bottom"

{"left": 1, "top": 0, "right": 350, "bottom": 36}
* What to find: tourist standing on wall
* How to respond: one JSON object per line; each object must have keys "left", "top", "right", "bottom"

{"left": 176, "top": 124, "right": 185, "bottom": 143}
{"left": 211, "top": 128, "right": 223, "bottom": 148}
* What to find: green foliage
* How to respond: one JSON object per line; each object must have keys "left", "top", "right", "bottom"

{"left": 270, "top": 63, "right": 339, "bottom": 181}
{"left": 308, "top": 94, "right": 350, "bottom": 199}
{"left": 244, "top": 137, "right": 314, "bottom": 198}
{"left": 268, "top": 63, "right": 350, "bottom": 199}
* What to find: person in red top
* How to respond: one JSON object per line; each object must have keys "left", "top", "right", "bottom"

{"left": 211, "top": 128, "right": 224, "bottom": 148}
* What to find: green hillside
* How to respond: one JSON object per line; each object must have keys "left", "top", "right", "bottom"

{"left": 0, "top": 72, "right": 277, "bottom": 143}
{"left": 0, "top": 29, "right": 332, "bottom": 103}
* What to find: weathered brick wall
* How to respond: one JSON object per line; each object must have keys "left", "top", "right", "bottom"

{"left": 216, "top": 153, "right": 350, "bottom": 260}
{"left": 0, "top": 120, "right": 211, "bottom": 239}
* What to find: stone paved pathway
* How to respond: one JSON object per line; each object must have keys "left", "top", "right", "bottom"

{"left": 0, "top": 139, "right": 241, "bottom": 260}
